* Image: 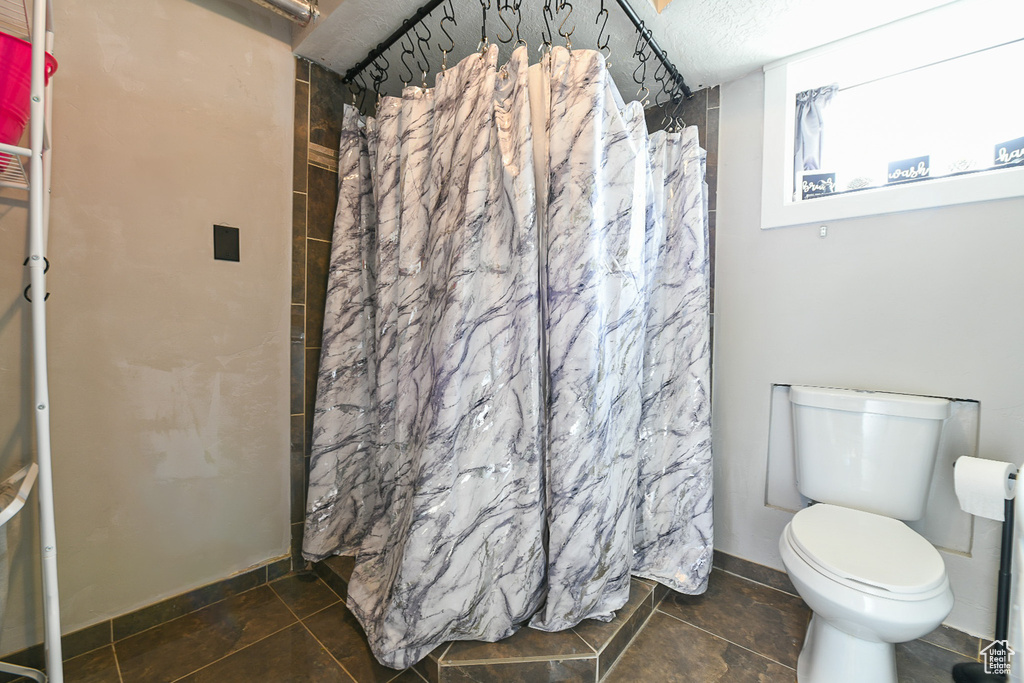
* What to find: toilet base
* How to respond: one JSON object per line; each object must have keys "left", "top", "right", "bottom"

{"left": 797, "top": 614, "right": 897, "bottom": 683}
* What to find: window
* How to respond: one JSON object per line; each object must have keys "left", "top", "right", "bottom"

{"left": 760, "top": 1, "right": 1024, "bottom": 229}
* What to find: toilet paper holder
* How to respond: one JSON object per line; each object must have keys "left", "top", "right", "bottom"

{"left": 950, "top": 458, "right": 1017, "bottom": 682}
{"left": 951, "top": 461, "right": 1017, "bottom": 480}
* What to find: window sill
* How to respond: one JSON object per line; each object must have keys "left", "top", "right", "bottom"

{"left": 762, "top": 161, "right": 1024, "bottom": 229}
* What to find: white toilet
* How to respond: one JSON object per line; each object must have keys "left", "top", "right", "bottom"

{"left": 779, "top": 386, "right": 955, "bottom": 683}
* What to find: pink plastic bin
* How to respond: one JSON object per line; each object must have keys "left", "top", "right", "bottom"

{"left": 0, "top": 32, "right": 57, "bottom": 170}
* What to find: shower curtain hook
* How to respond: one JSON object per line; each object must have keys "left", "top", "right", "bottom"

{"left": 413, "top": 22, "right": 432, "bottom": 77}
{"left": 479, "top": 0, "right": 490, "bottom": 55}
{"left": 438, "top": 0, "right": 455, "bottom": 73}
{"left": 370, "top": 53, "right": 387, "bottom": 101}
{"left": 595, "top": 0, "right": 610, "bottom": 64}
{"left": 356, "top": 72, "right": 370, "bottom": 112}
{"left": 637, "top": 85, "right": 650, "bottom": 108}
{"left": 438, "top": 0, "right": 456, "bottom": 51}
{"left": 512, "top": 0, "right": 526, "bottom": 47}
{"left": 540, "top": 0, "right": 554, "bottom": 49}
{"left": 496, "top": 0, "right": 514, "bottom": 44}
{"left": 557, "top": 0, "right": 574, "bottom": 49}
{"left": 400, "top": 31, "right": 416, "bottom": 86}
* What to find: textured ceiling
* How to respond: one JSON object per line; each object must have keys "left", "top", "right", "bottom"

{"left": 292, "top": 0, "right": 959, "bottom": 101}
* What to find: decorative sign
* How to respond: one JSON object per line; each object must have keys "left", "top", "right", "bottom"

{"left": 887, "top": 155, "right": 930, "bottom": 184}
{"left": 801, "top": 172, "right": 837, "bottom": 199}
{"left": 994, "top": 136, "right": 1024, "bottom": 167}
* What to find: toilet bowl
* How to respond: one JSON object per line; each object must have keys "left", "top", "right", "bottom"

{"left": 780, "top": 504, "right": 954, "bottom": 683}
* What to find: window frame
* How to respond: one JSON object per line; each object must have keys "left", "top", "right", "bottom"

{"left": 760, "top": 2, "right": 1024, "bottom": 230}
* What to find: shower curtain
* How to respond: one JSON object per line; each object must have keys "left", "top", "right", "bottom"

{"left": 304, "top": 44, "right": 711, "bottom": 669}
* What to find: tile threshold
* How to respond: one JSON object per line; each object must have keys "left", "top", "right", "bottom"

{"left": 598, "top": 600, "right": 661, "bottom": 681}
{"left": 439, "top": 651, "right": 598, "bottom": 667}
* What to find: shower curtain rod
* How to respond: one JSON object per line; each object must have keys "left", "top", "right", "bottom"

{"left": 340, "top": 0, "right": 692, "bottom": 100}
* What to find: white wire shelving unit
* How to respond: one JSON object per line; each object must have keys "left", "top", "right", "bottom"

{"left": 0, "top": 0, "right": 63, "bottom": 681}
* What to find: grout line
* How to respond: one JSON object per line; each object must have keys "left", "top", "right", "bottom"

{"left": 307, "top": 236, "right": 331, "bottom": 244}
{"left": 571, "top": 626, "right": 598, "bottom": 655}
{"left": 112, "top": 642, "right": 125, "bottom": 683}
{"left": 917, "top": 635, "right": 982, "bottom": 662}
{"left": 654, "top": 608, "right": 796, "bottom": 671}
{"left": 434, "top": 641, "right": 453, "bottom": 665}
{"left": 267, "top": 582, "right": 304, "bottom": 621}
{"left": 304, "top": 80, "right": 311, "bottom": 190}
{"left": 165, "top": 622, "right": 297, "bottom": 682}
{"left": 308, "top": 161, "right": 337, "bottom": 173}
{"left": 385, "top": 668, "right": 416, "bottom": 683}
{"left": 597, "top": 603, "right": 659, "bottom": 681}
{"left": 408, "top": 667, "right": 430, "bottom": 682}
{"left": 321, "top": 577, "right": 344, "bottom": 604}
{"left": 299, "top": 620, "right": 359, "bottom": 682}
{"left": 114, "top": 583, "right": 269, "bottom": 644}
{"left": 715, "top": 568, "right": 799, "bottom": 600}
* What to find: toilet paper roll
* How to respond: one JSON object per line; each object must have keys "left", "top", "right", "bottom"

{"left": 954, "top": 456, "right": 1017, "bottom": 521}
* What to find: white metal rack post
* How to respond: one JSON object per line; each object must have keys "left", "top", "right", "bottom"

{"left": 0, "top": 0, "right": 63, "bottom": 681}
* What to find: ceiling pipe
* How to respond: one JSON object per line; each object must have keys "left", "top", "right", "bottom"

{"left": 248, "top": 0, "right": 318, "bottom": 25}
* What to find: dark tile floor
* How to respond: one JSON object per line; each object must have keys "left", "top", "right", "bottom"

{"left": 605, "top": 569, "right": 978, "bottom": 683}
{"left": 5, "top": 564, "right": 979, "bottom": 682}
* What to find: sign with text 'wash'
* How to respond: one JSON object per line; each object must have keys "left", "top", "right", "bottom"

{"left": 995, "top": 136, "right": 1024, "bottom": 167}
{"left": 887, "top": 156, "right": 930, "bottom": 184}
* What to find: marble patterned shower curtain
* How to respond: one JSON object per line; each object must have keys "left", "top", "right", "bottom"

{"left": 304, "top": 44, "right": 711, "bottom": 669}
{"left": 529, "top": 48, "right": 649, "bottom": 631}
{"left": 632, "top": 127, "right": 713, "bottom": 593}
{"left": 305, "top": 45, "right": 546, "bottom": 668}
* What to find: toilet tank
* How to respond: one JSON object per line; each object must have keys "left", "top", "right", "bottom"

{"left": 790, "top": 386, "right": 950, "bottom": 521}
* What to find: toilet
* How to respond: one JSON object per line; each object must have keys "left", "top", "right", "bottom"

{"left": 779, "top": 386, "right": 955, "bottom": 683}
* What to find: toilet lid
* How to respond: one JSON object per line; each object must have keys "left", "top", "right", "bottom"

{"left": 789, "top": 504, "right": 946, "bottom": 595}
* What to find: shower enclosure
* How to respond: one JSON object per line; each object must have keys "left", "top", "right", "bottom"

{"left": 301, "top": 36, "right": 711, "bottom": 672}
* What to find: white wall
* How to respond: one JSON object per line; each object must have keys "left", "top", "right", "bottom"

{"left": 713, "top": 69, "right": 1024, "bottom": 639}
{"left": 0, "top": 0, "right": 294, "bottom": 653}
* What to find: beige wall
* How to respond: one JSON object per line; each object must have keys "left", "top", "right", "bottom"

{"left": 0, "top": 0, "right": 294, "bottom": 653}
{"left": 713, "top": 69, "right": 1024, "bottom": 639}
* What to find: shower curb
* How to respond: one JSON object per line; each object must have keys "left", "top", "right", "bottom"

{"left": 314, "top": 557, "right": 665, "bottom": 683}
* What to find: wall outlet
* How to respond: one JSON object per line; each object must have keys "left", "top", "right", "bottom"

{"left": 213, "top": 225, "right": 240, "bottom": 262}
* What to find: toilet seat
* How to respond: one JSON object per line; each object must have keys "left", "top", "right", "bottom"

{"left": 787, "top": 504, "right": 946, "bottom": 599}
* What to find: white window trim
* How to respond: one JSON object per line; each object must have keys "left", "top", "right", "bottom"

{"left": 760, "top": 0, "right": 1024, "bottom": 230}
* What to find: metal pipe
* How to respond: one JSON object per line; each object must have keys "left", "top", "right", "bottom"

{"left": 28, "top": 0, "right": 63, "bottom": 679}
{"left": 996, "top": 495, "right": 1014, "bottom": 642}
{"left": 248, "top": 0, "right": 318, "bottom": 26}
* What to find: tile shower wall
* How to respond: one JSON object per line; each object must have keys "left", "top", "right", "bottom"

{"left": 291, "top": 58, "right": 348, "bottom": 569}
{"left": 289, "top": 65, "right": 720, "bottom": 568}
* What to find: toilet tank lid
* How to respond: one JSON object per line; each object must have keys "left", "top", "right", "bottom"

{"left": 789, "top": 386, "right": 950, "bottom": 420}
{"left": 790, "top": 504, "right": 946, "bottom": 595}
